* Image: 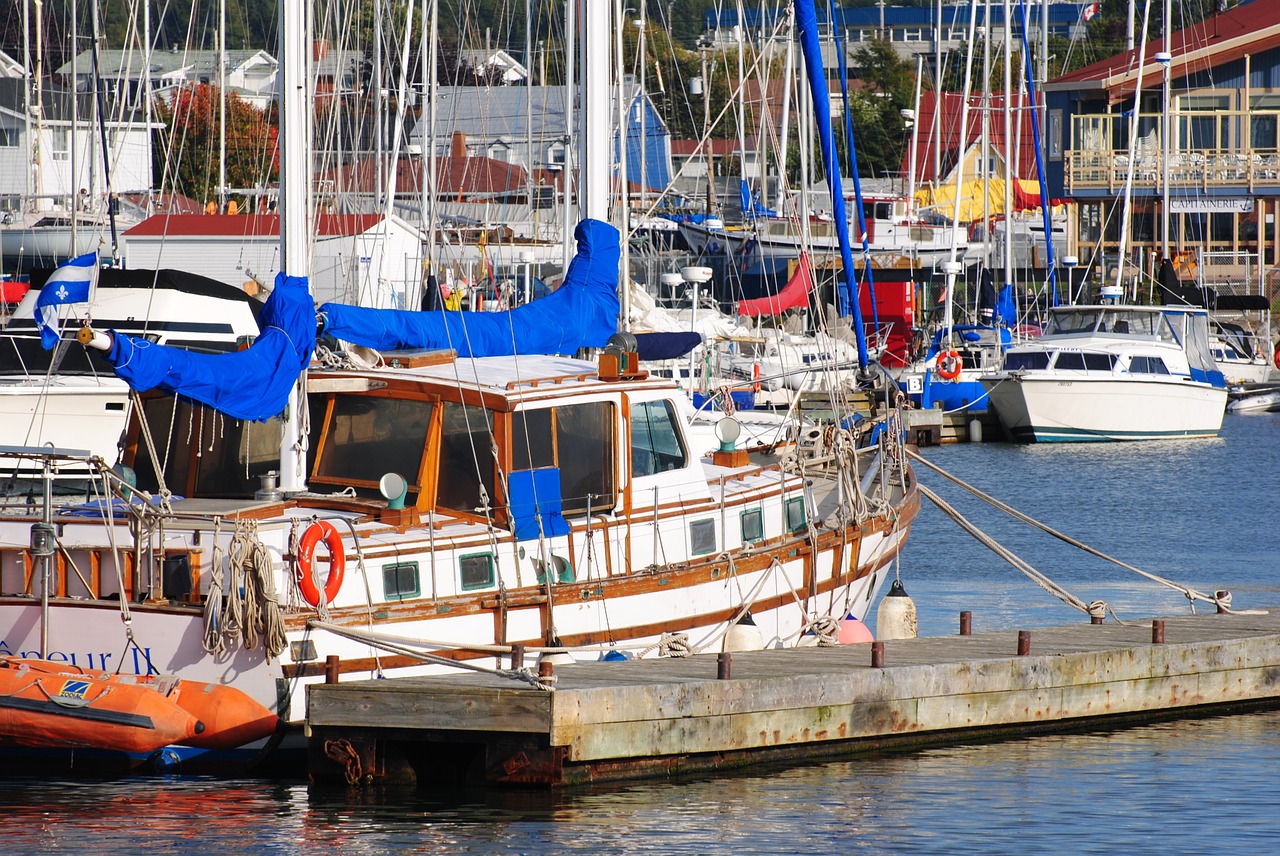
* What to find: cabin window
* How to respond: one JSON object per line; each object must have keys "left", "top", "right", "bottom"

{"left": 1082, "top": 352, "right": 1117, "bottom": 371}
{"left": 438, "top": 401, "right": 497, "bottom": 515}
{"left": 631, "top": 399, "right": 688, "bottom": 477}
{"left": 1003, "top": 352, "right": 1050, "bottom": 371}
{"left": 1052, "top": 352, "right": 1086, "bottom": 370}
{"left": 383, "top": 561, "right": 420, "bottom": 600}
{"left": 315, "top": 395, "right": 432, "bottom": 497}
{"left": 786, "top": 496, "right": 807, "bottom": 533}
{"left": 131, "top": 397, "right": 282, "bottom": 497}
{"left": 1046, "top": 311, "right": 1101, "bottom": 335}
{"left": 1129, "top": 355, "right": 1170, "bottom": 375}
{"left": 459, "top": 553, "right": 495, "bottom": 591}
{"left": 690, "top": 518, "right": 717, "bottom": 555}
{"left": 511, "top": 401, "right": 616, "bottom": 516}
{"left": 741, "top": 508, "right": 764, "bottom": 544}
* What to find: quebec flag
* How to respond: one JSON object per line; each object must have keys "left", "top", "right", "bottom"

{"left": 36, "top": 251, "right": 97, "bottom": 350}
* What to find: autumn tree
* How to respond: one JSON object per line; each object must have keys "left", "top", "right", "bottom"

{"left": 153, "top": 84, "right": 279, "bottom": 210}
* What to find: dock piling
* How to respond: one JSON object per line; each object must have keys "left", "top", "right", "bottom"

{"left": 511, "top": 644, "right": 525, "bottom": 670}
{"left": 1152, "top": 620, "right": 1165, "bottom": 644}
{"left": 717, "top": 652, "right": 732, "bottom": 679}
{"left": 871, "top": 640, "right": 885, "bottom": 668}
{"left": 959, "top": 611, "right": 972, "bottom": 636}
{"left": 1017, "top": 630, "right": 1031, "bottom": 656}
{"left": 325, "top": 655, "right": 340, "bottom": 684}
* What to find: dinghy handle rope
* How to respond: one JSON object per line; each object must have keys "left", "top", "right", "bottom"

{"left": 907, "top": 448, "right": 1243, "bottom": 614}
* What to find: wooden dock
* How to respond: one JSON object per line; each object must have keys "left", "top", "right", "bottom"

{"left": 305, "top": 611, "right": 1280, "bottom": 787}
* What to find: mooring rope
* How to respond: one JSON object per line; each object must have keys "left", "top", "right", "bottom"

{"left": 918, "top": 483, "right": 1105, "bottom": 620}
{"left": 308, "top": 620, "right": 553, "bottom": 691}
{"left": 907, "top": 448, "right": 1240, "bottom": 615}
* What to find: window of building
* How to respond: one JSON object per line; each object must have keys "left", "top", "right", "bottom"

{"left": 0, "top": 127, "right": 18, "bottom": 147}
{"left": 51, "top": 127, "right": 69, "bottom": 160}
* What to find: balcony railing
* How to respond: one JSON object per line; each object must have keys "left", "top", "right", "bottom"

{"left": 1066, "top": 109, "right": 1280, "bottom": 193}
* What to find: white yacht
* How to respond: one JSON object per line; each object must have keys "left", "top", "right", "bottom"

{"left": 980, "top": 304, "right": 1228, "bottom": 442}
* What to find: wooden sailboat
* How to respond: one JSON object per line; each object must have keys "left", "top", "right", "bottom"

{"left": 0, "top": 0, "right": 918, "bottom": 775}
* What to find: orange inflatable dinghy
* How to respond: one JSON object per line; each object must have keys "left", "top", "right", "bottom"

{"left": 0, "top": 658, "right": 205, "bottom": 755}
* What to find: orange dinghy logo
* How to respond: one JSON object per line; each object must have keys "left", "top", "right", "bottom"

{"left": 56, "top": 679, "right": 92, "bottom": 701}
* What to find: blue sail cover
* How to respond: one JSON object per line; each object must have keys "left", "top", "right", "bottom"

{"left": 320, "top": 219, "right": 621, "bottom": 357}
{"left": 103, "top": 272, "right": 315, "bottom": 421}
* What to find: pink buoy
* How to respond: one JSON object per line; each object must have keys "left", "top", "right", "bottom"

{"left": 838, "top": 614, "right": 874, "bottom": 644}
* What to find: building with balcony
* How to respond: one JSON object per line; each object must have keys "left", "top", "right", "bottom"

{"left": 1045, "top": 1, "right": 1280, "bottom": 287}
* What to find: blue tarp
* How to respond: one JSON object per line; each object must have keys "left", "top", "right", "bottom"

{"left": 508, "top": 467, "right": 570, "bottom": 541}
{"left": 320, "top": 219, "right": 621, "bottom": 357}
{"left": 104, "top": 271, "right": 315, "bottom": 422}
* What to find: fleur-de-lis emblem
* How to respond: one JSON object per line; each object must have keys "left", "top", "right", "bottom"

{"left": 56, "top": 284, "right": 69, "bottom": 300}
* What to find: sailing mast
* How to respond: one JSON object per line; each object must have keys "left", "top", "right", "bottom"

{"left": 277, "top": 0, "right": 311, "bottom": 494}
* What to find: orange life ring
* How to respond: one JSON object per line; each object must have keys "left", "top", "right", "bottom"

{"left": 937, "top": 349, "right": 963, "bottom": 381}
{"left": 1274, "top": 341, "right": 1280, "bottom": 370}
{"left": 295, "top": 520, "right": 345, "bottom": 607}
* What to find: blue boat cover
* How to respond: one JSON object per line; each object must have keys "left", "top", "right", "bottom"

{"left": 319, "top": 218, "right": 621, "bottom": 357}
{"left": 635, "top": 331, "right": 702, "bottom": 361}
{"left": 103, "top": 271, "right": 315, "bottom": 422}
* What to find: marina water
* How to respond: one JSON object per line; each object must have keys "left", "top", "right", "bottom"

{"left": 3, "top": 415, "right": 1279, "bottom": 854}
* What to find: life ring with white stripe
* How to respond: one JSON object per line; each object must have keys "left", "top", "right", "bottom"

{"left": 937, "top": 350, "right": 963, "bottom": 381}
{"left": 295, "top": 521, "right": 345, "bottom": 607}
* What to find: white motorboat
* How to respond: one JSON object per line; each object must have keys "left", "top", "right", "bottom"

{"left": 980, "top": 304, "right": 1229, "bottom": 442}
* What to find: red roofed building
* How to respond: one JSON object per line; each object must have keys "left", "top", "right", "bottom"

{"left": 123, "top": 212, "right": 426, "bottom": 308}
{"left": 1043, "top": 1, "right": 1280, "bottom": 281}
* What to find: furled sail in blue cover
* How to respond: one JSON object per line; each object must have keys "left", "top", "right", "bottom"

{"left": 103, "top": 271, "right": 315, "bottom": 421}
{"left": 320, "top": 218, "right": 620, "bottom": 357}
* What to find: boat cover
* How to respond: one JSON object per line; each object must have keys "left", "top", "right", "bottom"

{"left": 319, "top": 218, "right": 620, "bottom": 357}
{"left": 738, "top": 252, "right": 813, "bottom": 317}
{"left": 103, "top": 271, "right": 315, "bottom": 421}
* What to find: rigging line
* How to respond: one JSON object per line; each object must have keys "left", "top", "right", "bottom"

{"left": 917, "top": 482, "right": 1098, "bottom": 617}
{"left": 906, "top": 447, "right": 1232, "bottom": 611}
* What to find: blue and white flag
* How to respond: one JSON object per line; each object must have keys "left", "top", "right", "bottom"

{"left": 35, "top": 251, "right": 98, "bottom": 349}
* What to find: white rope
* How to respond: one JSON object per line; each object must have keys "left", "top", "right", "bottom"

{"left": 908, "top": 448, "right": 1243, "bottom": 615}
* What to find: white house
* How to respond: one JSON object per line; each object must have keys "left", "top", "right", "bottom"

{"left": 56, "top": 48, "right": 280, "bottom": 110}
{"left": 456, "top": 49, "right": 529, "bottom": 85}
{"left": 122, "top": 212, "right": 427, "bottom": 309}
{"left": 0, "top": 79, "right": 156, "bottom": 209}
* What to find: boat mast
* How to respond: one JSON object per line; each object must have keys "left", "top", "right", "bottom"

{"left": 1002, "top": 0, "right": 1013, "bottom": 295}
{"left": 90, "top": 0, "right": 119, "bottom": 262}
{"left": 581, "top": 0, "right": 610, "bottom": 222}
{"left": 1160, "top": 0, "right": 1171, "bottom": 264}
{"left": 218, "top": 0, "right": 226, "bottom": 214}
{"left": 942, "top": 0, "right": 980, "bottom": 345}
{"left": 277, "top": 0, "right": 311, "bottom": 494}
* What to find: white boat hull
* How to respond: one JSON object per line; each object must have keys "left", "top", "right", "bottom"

{"left": 984, "top": 375, "right": 1227, "bottom": 442}
{"left": 0, "top": 380, "right": 129, "bottom": 464}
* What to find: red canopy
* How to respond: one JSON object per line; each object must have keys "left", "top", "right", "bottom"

{"left": 738, "top": 252, "right": 812, "bottom": 317}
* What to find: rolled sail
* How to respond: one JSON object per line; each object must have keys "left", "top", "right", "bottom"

{"left": 319, "top": 218, "right": 621, "bottom": 357}
{"left": 103, "top": 271, "right": 315, "bottom": 422}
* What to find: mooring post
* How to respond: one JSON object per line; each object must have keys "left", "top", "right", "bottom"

{"left": 959, "top": 611, "right": 972, "bottom": 636}
{"left": 1017, "top": 630, "right": 1031, "bottom": 656}
{"left": 871, "top": 640, "right": 885, "bottom": 668}
{"left": 1152, "top": 620, "right": 1165, "bottom": 644}
{"left": 325, "top": 654, "right": 340, "bottom": 684}
{"left": 1216, "top": 590, "right": 1232, "bottom": 614}
{"left": 538, "top": 660, "right": 554, "bottom": 680}
{"left": 717, "top": 651, "right": 732, "bottom": 679}
{"left": 511, "top": 644, "right": 525, "bottom": 670}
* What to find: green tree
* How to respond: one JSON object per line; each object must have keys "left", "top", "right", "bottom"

{"left": 845, "top": 38, "right": 916, "bottom": 178}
